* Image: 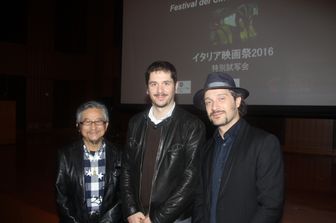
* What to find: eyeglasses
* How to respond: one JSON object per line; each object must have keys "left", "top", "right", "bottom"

{"left": 79, "top": 120, "right": 107, "bottom": 127}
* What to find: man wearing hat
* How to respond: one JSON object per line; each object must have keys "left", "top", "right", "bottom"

{"left": 192, "top": 72, "right": 284, "bottom": 223}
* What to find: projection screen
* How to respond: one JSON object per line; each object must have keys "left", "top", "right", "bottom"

{"left": 121, "top": 0, "right": 336, "bottom": 107}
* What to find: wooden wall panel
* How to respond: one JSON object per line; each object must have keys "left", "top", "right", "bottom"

{"left": 284, "top": 153, "right": 335, "bottom": 193}
{"left": 0, "top": 101, "right": 16, "bottom": 144}
{"left": 284, "top": 118, "right": 334, "bottom": 155}
{"left": 283, "top": 118, "right": 336, "bottom": 193}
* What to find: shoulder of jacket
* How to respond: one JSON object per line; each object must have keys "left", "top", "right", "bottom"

{"left": 59, "top": 140, "right": 82, "bottom": 154}
{"left": 241, "top": 121, "right": 279, "bottom": 144}
{"left": 57, "top": 141, "right": 83, "bottom": 165}
{"left": 60, "top": 140, "right": 75, "bottom": 149}
{"left": 129, "top": 110, "right": 149, "bottom": 123}
{"left": 173, "top": 106, "right": 199, "bottom": 121}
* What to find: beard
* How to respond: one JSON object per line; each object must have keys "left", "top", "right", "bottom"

{"left": 88, "top": 138, "right": 103, "bottom": 145}
{"left": 209, "top": 110, "right": 229, "bottom": 126}
{"left": 209, "top": 105, "right": 239, "bottom": 128}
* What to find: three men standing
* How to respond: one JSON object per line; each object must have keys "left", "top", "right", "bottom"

{"left": 55, "top": 68, "right": 284, "bottom": 223}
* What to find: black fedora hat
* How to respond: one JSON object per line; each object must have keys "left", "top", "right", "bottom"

{"left": 193, "top": 72, "right": 249, "bottom": 110}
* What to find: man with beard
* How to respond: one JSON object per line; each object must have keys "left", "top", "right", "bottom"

{"left": 192, "top": 72, "right": 284, "bottom": 223}
{"left": 121, "top": 61, "right": 206, "bottom": 223}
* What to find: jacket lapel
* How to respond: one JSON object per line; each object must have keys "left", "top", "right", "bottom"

{"left": 218, "top": 120, "right": 248, "bottom": 196}
{"left": 73, "top": 142, "right": 85, "bottom": 203}
{"left": 205, "top": 140, "right": 215, "bottom": 208}
{"left": 105, "top": 145, "right": 112, "bottom": 187}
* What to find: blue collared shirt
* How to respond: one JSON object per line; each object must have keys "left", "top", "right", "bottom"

{"left": 210, "top": 120, "right": 241, "bottom": 223}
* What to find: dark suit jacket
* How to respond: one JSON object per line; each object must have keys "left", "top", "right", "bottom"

{"left": 55, "top": 140, "right": 122, "bottom": 223}
{"left": 193, "top": 119, "right": 284, "bottom": 223}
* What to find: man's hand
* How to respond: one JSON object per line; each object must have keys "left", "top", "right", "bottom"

{"left": 127, "top": 212, "right": 146, "bottom": 223}
{"left": 143, "top": 215, "right": 152, "bottom": 223}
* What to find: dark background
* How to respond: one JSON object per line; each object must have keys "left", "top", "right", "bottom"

{"left": 0, "top": 0, "right": 335, "bottom": 222}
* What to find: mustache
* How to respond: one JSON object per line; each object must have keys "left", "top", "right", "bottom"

{"left": 210, "top": 110, "right": 225, "bottom": 116}
{"left": 154, "top": 93, "right": 168, "bottom": 97}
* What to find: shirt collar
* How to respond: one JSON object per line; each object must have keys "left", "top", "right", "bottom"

{"left": 148, "top": 102, "right": 175, "bottom": 125}
{"left": 214, "top": 119, "right": 242, "bottom": 143}
{"left": 83, "top": 141, "right": 106, "bottom": 154}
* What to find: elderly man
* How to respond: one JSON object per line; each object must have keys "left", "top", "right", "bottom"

{"left": 56, "top": 101, "right": 122, "bottom": 223}
{"left": 192, "top": 72, "right": 284, "bottom": 223}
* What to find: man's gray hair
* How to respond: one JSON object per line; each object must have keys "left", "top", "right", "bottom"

{"left": 76, "top": 100, "right": 109, "bottom": 123}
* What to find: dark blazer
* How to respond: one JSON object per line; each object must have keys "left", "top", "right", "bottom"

{"left": 193, "top": 119, "right": 284, "bottom": 223}
{"left": 55, "top": 140, "right": 122, "bottom": 223}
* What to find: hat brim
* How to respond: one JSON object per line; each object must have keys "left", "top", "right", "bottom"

{"left": 193, "top": 86, "right": 249, "bottom": 110}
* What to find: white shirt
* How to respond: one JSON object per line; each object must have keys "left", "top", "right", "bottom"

{"left": 148, "top": 102, "right": 175, "bottom": 125}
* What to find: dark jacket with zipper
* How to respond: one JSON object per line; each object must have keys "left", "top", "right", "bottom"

{"left": 55, "top": 139, "right": 122, "bottom": 223}
{"left": 121, "top": 106, "right": 206, "bottom": 223}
